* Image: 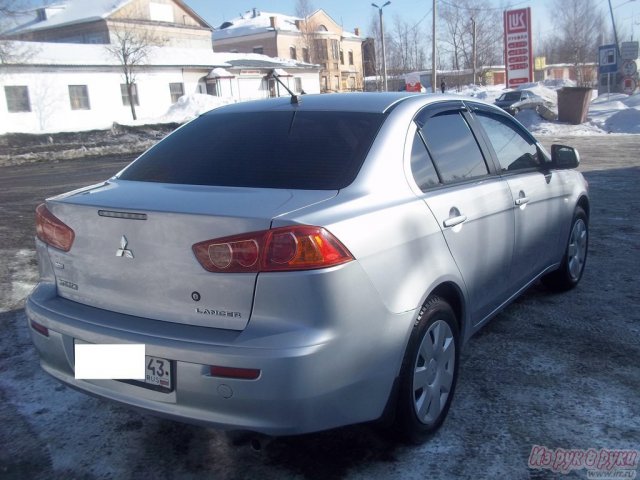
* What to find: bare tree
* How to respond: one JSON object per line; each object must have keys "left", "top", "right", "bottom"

{"left": 294, "top": 0, "right": 318, "bottom": 64}
{"left": 439, "top": 3, "right": 464, "bottom": 71}
{"left": 546, "top": 0, "right": 606, "bottom": 85}
{"left": 439, "top": 0, "right": 503, "bottom": 76}
{"left": 105, "top": 26, "right": 163, "bottom": 120}
{"left": 295, "top": 0, "right": 315, "bottom": 18}
{"left": 387, "top": 16, "right": 428, "bottom": 75}
{"left": 0, "top": 0, "right": 43, "bottom": 63}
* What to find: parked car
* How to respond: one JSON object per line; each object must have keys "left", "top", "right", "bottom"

{"left": 494, "top": 89, "right": 545, "bottom": 114}
{"left": 27, "top": 93, "right": 589, "bottom": 442}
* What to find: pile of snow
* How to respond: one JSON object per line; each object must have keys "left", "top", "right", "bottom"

{"left": 156, "top": 94, "right": 236, "bottom": 124}
{"left": 458, "top": 80, "right": 640, "bottom": 135}
{"left": 588, "top": 93, "right": 640, "bottom": 134}
{"left": 458, "top": 79, "right": 575, "bottom": 106}
{"left": 213, "top": 10, "right": 300, "bottom": 39}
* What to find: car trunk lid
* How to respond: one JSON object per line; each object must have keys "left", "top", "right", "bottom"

{"left": 45, "top": 179, "right": 336, "bottom": 330}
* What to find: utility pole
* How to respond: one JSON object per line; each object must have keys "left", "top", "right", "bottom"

{"left": 432, "top": 0, "right": 437, "bottom": 93}
{"left": 471, "top": 17, "right": 477, "bottom": 85}
{"left": 372, "top": 2, "right": 391, "bottom": 91}
{"left": 607, "top": 0, "right": 620, "bottom": 53}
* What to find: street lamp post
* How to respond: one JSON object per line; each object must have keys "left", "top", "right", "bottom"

{"left": 608, "top": 0, "right": 621, "bottom": 51}
{"left": 432, "top": 0, "right": 437, "bottom": 93}
{"left": 372, "top": 1, "right": 391, "bottom": 91}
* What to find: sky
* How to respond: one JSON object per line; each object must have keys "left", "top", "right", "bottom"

{"left": 183, "top": 0, "right": 640, "bottom": 42}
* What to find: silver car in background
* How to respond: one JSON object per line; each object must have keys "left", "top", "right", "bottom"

{"left": 27, "top": 93, "right": 589, "bottom": 441}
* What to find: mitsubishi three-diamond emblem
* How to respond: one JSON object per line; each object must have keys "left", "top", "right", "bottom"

{"left": 116, "top": 235, "right": 134, "bottom": 258}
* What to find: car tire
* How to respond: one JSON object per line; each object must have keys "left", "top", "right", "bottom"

{"left": 396, "top": 296, "right": 460, "bottom": 443}
{"left": 542, "top": 206, "right": 588, "bottom": 292}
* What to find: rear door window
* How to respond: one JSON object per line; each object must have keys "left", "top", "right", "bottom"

{"left": 119, "top": 110, "right": 385, "bottom": 190}
{"left": 410, "top": 131, "right": 440, "bottom": 191}
{"left": 419, "top": 111, "right": 489, "bottom": 183}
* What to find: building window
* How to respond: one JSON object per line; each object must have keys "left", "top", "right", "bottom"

{"left": 253, "top": 46, "right": 263, "bottom": 54}
{"left": 169, "top": 82, "right": 184, "bottom": 103}
{"left": 294, "top": 77, "right": 303, "bottom": 93}
{"left": 340, "top": 49, "right": 344, "bottom": 64}
{"left": 268, "top": 78, "right": 277, "bottom": 98}
{"left": 302, "top": 47, "right": 310, "bottom": 63}
{"left": 330, "top": 39, "right": 339, "bottom": 60}
{"left": 4, "top": 85, "right": 31, "bottom": 112}
{"left": 348, "top": 76, "right": 356, "bottom": 91}
{"left": 120, "top": 84, "right": 139, "bottom": 106}
{"left": 206, "top": 80, "right": 220, "bottom": 96}
{"left": 289, "top": 46, "right": 297, "bottom": 60}
{"left": 348, "top": 50, "right": 354, "bottom": 65}
{"left": 149, "top": 2, "right": 174, "bottom": 22}
{"left": 333, "top": 75, "right": 339, "bottom": 91}
{"left": 68, "top": 85, "right": 90, "bottom": 110}
{"left": 314, "top": 39, "right": 328, "bottom": 60}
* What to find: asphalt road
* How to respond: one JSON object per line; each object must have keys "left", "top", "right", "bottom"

{"left": 0, "top": 137, "right": 639, "bottom": 479}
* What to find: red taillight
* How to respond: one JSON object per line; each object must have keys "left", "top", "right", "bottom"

{"left": 30, "top": 320, "right": 49, "bottom": 337}
{"left": 193, "top": 226, "right": 353, "bottom": 273}
{"left": 35, "top": 203, "right": 75, "bottom": 252}
{"left": 209, "top": 366, "right": 261, "bottom": 380}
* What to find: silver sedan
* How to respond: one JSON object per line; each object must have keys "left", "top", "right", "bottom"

{"left": 27, "top": 93, "right": 589, "bottom": 442}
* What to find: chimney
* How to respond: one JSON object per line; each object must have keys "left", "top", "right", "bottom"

{"left": 270, "top": 16, "right": 277, "bottom": 29}
{"left": 252, "top": 8, "right": 258, "bottom": 18}
{"left": 354, "top": 27, "right": 360, "bottom": 36}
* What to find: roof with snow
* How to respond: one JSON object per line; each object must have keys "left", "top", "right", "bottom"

{"left": 0, "top": 42, "right": 319, "bottom": 71}
{"left": 214, "top": 10, "right": 300, "bottom": 39}
{"left": 213, "top": 8, "right": 360, "bottom": 41}
{"left": 6, "top": 0, "right": 130, "bottom": 34}
{"left": 5, "top": 0, "right": 210, "bottom": 35}
{"left": 213, "top": 52, "right": 318, "bottom": 70}
{"left": 0, "top": 41, "right": 228, "bottom": 68}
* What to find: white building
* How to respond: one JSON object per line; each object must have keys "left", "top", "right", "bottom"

{"left": 0, "top": 42, "right": 320, "bottom": 134}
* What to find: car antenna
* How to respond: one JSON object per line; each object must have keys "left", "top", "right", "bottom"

{"left": 269, "top": 69, "right": 303, "bottom": 105}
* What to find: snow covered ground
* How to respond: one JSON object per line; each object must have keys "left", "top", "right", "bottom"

{"left": 123, "top": 93, "right": 237, "bottom": 126}
{"left": 456, "top": 80, "right": 640, "bottom": 136}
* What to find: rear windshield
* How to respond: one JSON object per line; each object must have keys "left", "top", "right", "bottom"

{"left": 119, "top": 110, "right": 385, "bottom": 190}
{"left": 500, "top": 92, "right": 521, "bottom": 101}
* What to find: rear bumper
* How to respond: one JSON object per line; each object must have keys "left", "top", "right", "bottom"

{"left": 26, "top": 264, "right": 415, "bottom": 435}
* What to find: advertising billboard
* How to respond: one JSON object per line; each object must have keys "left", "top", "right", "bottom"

{"left": 504, "top": 7, "right": 534, "bottom": 87}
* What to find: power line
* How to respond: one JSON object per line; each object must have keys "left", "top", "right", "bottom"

{"left": 410, "top": 8, "right": 433, "bottom": 32}
{"left": 438, "top": 0, "right": 529, "bottom": 11}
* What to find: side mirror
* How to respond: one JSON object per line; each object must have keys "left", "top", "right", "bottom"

{"left": 551, "top": 144, "right": 580, "bottom": 169}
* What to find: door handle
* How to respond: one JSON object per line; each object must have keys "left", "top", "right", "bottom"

{"left": 515, "top": 196, "right": 529, "bottom": 206}
{"left": 443, "top": 214, "right": 467, "bottom": 228}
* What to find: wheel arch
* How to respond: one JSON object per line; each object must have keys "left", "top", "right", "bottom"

{"left": 428, "top": 281, "right": 467, "bottom": 343}
{"left": 577, "top": 195, "right": 590, "bottom": 220}
{"left": 379, "top": 279, "right": 467, "bottom": 429}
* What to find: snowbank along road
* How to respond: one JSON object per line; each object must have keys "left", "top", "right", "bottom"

{"left": 0, "top": 136, "right": 639, "bottom": 479}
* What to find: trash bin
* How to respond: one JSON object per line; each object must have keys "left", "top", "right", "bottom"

{"left": 557, "top": 87, "right": 592, "bottom": 124}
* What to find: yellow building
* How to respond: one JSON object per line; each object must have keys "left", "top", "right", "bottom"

{"left": 213, "top": 9, "right": 364, "bottom": 93}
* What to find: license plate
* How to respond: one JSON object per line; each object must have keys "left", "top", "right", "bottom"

{"left": 145, "top": 356, "right": 172, "bottom": 389}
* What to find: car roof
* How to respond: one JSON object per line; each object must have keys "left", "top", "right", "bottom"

{"left": 204, "top": 92, "right": 454, "bottom": 115}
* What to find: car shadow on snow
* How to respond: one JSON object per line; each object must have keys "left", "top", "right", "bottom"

{"left": 131, "top": 417, "right": 402, "bottom": 480}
